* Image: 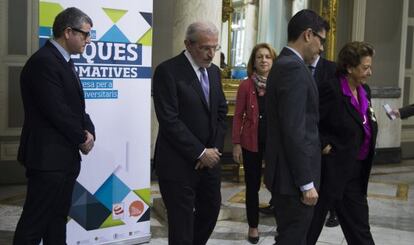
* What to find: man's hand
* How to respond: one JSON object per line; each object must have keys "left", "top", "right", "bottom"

{"left": 322, "top": 144, "right": 332, "bottom": 155}
{"left": 391, "top": 109, "right": 401, "bottom": 118}
{"left": 79, "top": 130, "right": 94, "bottom": 155}
{"left": 232, "top": 144, "right": 243, "bottom": 163}
{"left": 301, "top": 187, "right": 318, "bottom": 206}
{"left": 196, "top": 148, "right": 221, "bottom": 170}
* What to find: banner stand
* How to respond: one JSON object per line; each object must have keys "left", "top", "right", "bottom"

{"left": 39, "top": 1, "right": 153, "bottom": 244}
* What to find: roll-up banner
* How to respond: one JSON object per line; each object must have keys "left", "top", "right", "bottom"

{"left": 39, "top": 0, "right": 152, "bottom": 244}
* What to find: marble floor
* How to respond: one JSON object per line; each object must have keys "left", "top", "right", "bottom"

{"left": 1, "top": 160, "right": 414, "bottom": 244}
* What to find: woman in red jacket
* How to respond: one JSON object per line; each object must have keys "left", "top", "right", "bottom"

{"left": 232, "top": 43, "right": 277, "bottom": 244}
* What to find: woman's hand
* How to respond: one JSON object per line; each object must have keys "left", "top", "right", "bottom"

{"left": 322, "top": 144, "right": 332, "bottom": 155}
{"left": 232, "top": 144, "right": 243, "bottom": 163}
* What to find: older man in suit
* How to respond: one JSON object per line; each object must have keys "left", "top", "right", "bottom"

{"left": 309, "top": 55, "right": 339, "bottom": 228}
{"left": 13, "top": 7, "right": 95, "bottom": 244}
{"left": 153, "top": 21, "right": 227, "bottom": 245}
{"left": 264, "top": 9, "right": 329, "bottom": 245}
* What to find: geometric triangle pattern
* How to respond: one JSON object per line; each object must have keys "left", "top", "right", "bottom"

{"left": 71, "top": 181, "right": 89, "bottom": 205}
{"left": 100, "top": 214, "right": 126, "bottom": 228}
{"left": 137, "top": 28, "right": 152, "bottom": 46}
{"left": 139, "top": 12, "right": 152, "bottom": 27}
{"left": 103, "top": 8, "right": 128, "bottom": 24}
{"left": 69, "top": 182, "right": 111, "bottom": 231}
{"left": 133, "top": 188, "right": 151, "bottom": 206}
{"left": 72, "top": 192, "right": 88, "bottom": 207}
{"left": 39, "top": 2, "right": 63, "bottom": 27}
{"left": 94, "top": 174, "right": 131, "bottom": 210}
{"left": 100, "top": 25, "right": 130, "bottom": 43}
{"left": 137, "top": 208, "right": 150, "bottom": 223}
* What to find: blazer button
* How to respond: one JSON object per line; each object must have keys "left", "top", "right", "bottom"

{"left": 251, "top": 105, "right": 254, "bottom": 108}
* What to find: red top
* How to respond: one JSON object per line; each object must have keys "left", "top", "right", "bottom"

{"left": 232, "top": 77, "right": 261, "bottom": 152}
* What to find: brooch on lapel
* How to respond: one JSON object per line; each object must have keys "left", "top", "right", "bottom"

{"left": 368, "top": 103, "right": 377, "bottom": 122}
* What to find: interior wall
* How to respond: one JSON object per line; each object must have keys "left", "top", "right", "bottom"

{"left": 364, "top": 0, "right": 403, "bottom": 87}
{"left": 334, "top": 0, "right": 353, "bottom": 60}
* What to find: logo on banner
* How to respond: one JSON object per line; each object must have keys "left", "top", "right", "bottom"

{"left": 112, "top": 203, "right": 125, "bottom": 219}
{"left": 39, "top": 3, "right": 152, "bottom": 100}
{"left": 129, "top": 200, "right": 144, "bottom": 217}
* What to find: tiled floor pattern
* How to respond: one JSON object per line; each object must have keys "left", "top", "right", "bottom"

{"left": 1, "top": 160, "right": 414, "bottom": 244}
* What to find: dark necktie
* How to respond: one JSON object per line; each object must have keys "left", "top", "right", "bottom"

{"left": 199, "top": 67, "right": 210, "bottom": 105}
{"left": 308, "top": 65, "right": 316, "bottom": 76}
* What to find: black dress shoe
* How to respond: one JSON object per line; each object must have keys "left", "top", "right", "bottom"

{"left": 248, "top": 235, "right": 259, "bottom": 244}
{"left": 325, "top": 213, "right": 339, "bottom": 227}
{"left": 259, "top": 204, "right": 274, "bottom": 215}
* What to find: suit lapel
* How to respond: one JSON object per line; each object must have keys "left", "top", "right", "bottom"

{"left": 281, "top": 48, "right": 319, "bottom": 97}
{"left": 178, "top": 53, "right": 210, "bottom": 110}
{"left": 46, "top": 41, "right": 85, "bottom": 99}
{"left": 343, "top": 94, "right": 364, "bottom": 127}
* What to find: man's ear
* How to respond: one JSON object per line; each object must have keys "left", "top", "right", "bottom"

{"left": 184, "top": 40, "right": 191, "bottom": 49}
{"left": 63, "top": 27, "right": 71, "bottom": 40}
{"left": 304, "top": 28, "right": 312, "bottom": 43}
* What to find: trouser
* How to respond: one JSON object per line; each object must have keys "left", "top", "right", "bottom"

{"left": 273, "top": 193, "right": 314, "bottom": 245}
{"left": 307, "top": 161, "right": 374, "bottom": 245}
{"left": 242, "top": 146, "right": 264, "bottom": 228}
{"left": 13, "top": 168, "right": 79, "bottom": 245}
{"left": 158, "top": 167, "right": 221, "bottom": 245}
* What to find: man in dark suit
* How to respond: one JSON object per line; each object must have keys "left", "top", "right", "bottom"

{"left": 13, "top": 7, "right": 95, "bottom": 244}
{"left": 310, "top": 55, "right": 336, "bottom": 89}
{"left": 153, "top": 21, "right": 227, "bottom": 245}
{"left": 391, "top": 104, "right": 414, "bottom": 119}
{"left": 309, "top": 55, "right": 340, "bottom": 228}
{"left": 264, "top": 10, "right": 329, "bottom": 245}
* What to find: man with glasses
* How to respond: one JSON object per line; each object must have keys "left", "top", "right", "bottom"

{"left": 153, "top": 21, "right": 227, "bottom": 245}
{"left": 13, "top": 7, "right": 95, "bottom": 244}
{"left": 264, "top": 9, "right": 329, "bottom": 245}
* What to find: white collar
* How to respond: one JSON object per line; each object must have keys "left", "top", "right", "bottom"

{"left": 50, "top": 39, "right": 71, "bottom": 62}
{"left": 286, "top": 46, "right": 304, "bottom": 62}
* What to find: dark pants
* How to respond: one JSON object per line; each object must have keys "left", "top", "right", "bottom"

{"left": 307, "top": 163, "right": 374, "bottom": 245}
{"left": 273, "top": 193, "right": 314, "bottom": 245}
{"left": 242, "top": 146, "right": 264, "bottom": 228}
{"left": 13, "top": 169, "right": 79, "bottom": 245}
{"left": 306, "top": 192, "right": 334, "bottom": 245}
{"left": 158, "top": 167, "right": 221, "bottom": 245}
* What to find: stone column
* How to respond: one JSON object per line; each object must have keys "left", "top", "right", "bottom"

{"left": 172, "top": 0, "right": 222, "bottom": 56}
{"left": 243, "top": 2, "right": 257, "bottom": 63}
{"left": 151, "top": 0, "right": 223, "bottom": 158}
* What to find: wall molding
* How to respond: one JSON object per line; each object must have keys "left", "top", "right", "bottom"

{"left": 0, "top": 141, "right": 19, "bottom": 161}
{"left": 370, "top": 86, "right": 401, "bottom": 98}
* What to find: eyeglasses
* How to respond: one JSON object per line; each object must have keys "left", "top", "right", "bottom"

{"left": 197, "top": 45, "right": 221, "bottom": 53}
{"left": 70, "top": 27, "right": 91, "bottom": 39}
{"left": 312, "top": 31, "right": 326, "bottom": 46}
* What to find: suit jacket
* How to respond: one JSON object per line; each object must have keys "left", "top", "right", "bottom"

{"left": 232, "top": 77, "right": 260, "bottom": 152}
{"left": 314, "top": 57, "right": 337, "bottom": 148}
{"left": 318, "top": 76, "right": 378, "bottom": 198}
{"left": 399, "top": 104, "right": 414, "bottom": 119}
{"left": 18, "top": 40, "right": 95, "bottom": 172}
{"left": 264, "top": 47, "right": 321, "bottom": 195}
{"left": 314, "top": 57, "right": 336, "bottom": 89}
{"left": 153, "top": 52, "right": 228, "bottom": 180}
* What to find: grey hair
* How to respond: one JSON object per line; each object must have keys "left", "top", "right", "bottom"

{"left": 185, "top": 21, "right": 219, "bottom": 43}
{"left": 53, "top": 7, "right": 93, "bottom": 38}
